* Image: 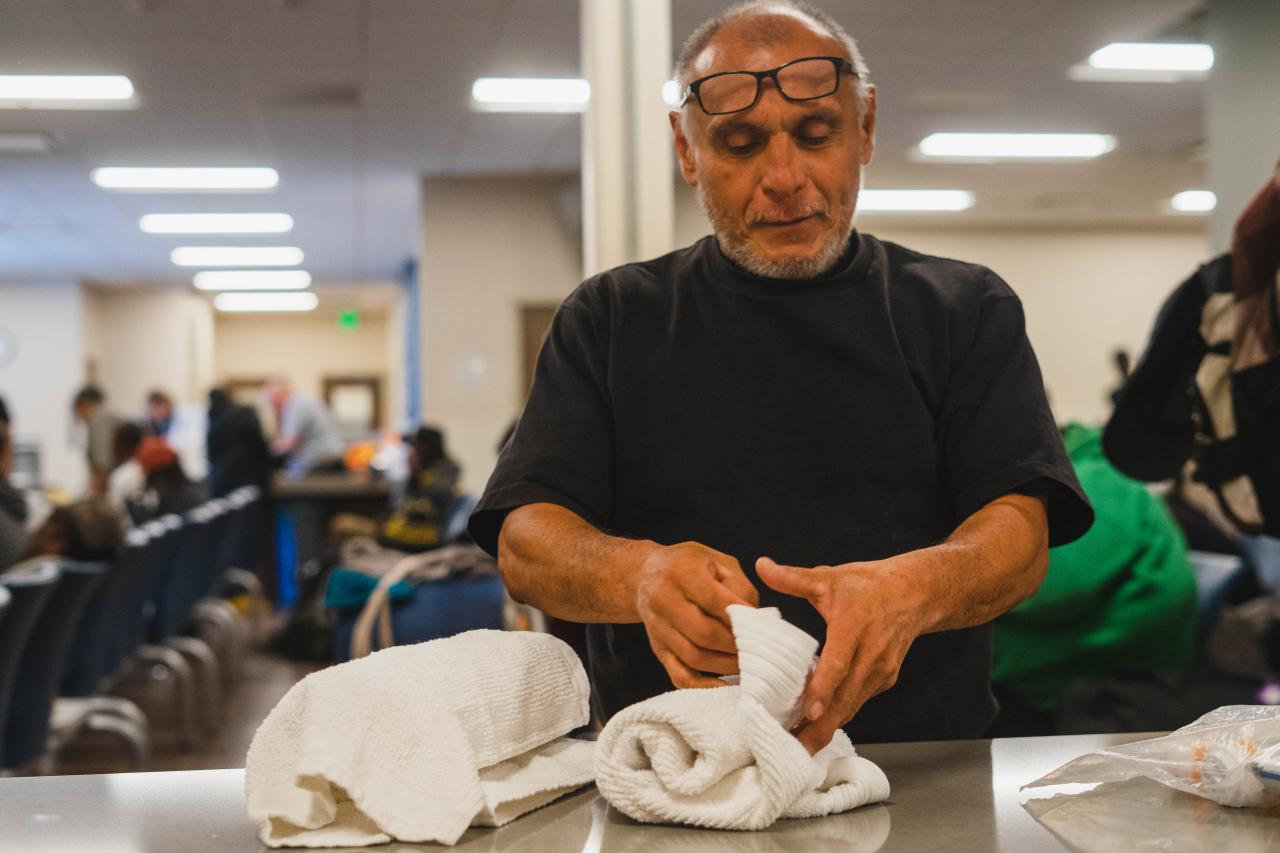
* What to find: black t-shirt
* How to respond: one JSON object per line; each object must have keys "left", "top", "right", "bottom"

{"left": 470, "top": 231, "right": 1093, "bottom": 742}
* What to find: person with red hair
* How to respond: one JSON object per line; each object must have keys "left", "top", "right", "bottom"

{"left": 133, "top": 436, "right": 208, "bottom": 521}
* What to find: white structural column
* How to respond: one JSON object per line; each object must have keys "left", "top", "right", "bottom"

{"left": 1206, "top": 0, "right": 1280, "bottom": 250}
{"left": 580, "top": 0, "right": 675, "bottom": 276}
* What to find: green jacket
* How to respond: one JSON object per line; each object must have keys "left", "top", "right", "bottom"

{"left": 992, "top": 423, "right": 1197, "bottom": 711}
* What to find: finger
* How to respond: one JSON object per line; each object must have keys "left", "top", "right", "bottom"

{"left": 843, "top": 657, "right": 901, "bottom": 718}
{"left": 793, "top": 715, "right": 842, "bottom": 755}
{"left": 795, "top": 674, "right": 864, "bottom": 754}
{"left": 659, "top": 622, "right": 741, "bottom": 675}
{"left": 713, "top": 558, "right": 760, "bottom": 607}
{"left": 651, "top": 594, "right": 739, "bottom": 654}
{"left": 653, "top": 645, "right": 727, "bottom": 689}
{"left": 680, "top": 565, "right": 754, "bottom": 625}
{"left": 803, "top": 620, "right": 858, "bottom": 721}
{"left": 755, "top": 556, "right": 819, "bottom": 600}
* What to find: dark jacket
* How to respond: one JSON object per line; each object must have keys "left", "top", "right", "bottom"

{"left": 207, "top": 390, "right": 273, "bottom": 497}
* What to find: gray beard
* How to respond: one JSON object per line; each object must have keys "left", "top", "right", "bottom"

{"left": 698, "top": 184, "right": 854, "bottom": 280}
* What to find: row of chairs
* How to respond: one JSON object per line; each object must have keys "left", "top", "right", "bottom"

{"left": 0, "top": 485, "right": 265, "bottom": 774}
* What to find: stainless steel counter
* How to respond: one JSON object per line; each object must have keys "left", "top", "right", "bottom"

{"left": 2, "top": 733, "right": 1278, "bottom": 852}
{"left": 272, "top": 474, "right": 392, "bottom": 501}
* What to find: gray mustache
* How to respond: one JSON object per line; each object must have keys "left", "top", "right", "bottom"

{"left": 747, "top": 205, "right": 827, "bottom": 225}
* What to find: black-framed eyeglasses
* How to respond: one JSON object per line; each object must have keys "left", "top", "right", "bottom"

{"left": 680, "top": 55, "right": 858, "bottom": 116}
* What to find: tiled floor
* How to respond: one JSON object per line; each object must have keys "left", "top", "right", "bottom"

{"left": 52, "top": 650, "right": 322, "bottom": 775}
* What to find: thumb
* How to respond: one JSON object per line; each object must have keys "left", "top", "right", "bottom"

{"left": 755, "top": 556, "right": 818, "bottom": 600}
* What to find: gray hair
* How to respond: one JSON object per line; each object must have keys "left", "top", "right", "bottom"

{"left": 673, "top": 1, "right": 871, "bottom": 113}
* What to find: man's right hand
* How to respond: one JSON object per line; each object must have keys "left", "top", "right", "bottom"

{"left": 634, "top": 541, "right": 759, "bottom": 689}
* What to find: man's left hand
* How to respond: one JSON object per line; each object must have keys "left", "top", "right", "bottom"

{"left": 755, "top": 555, "right": 930, "bottom": 755}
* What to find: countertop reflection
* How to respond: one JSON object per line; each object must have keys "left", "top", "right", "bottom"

{"left": 5, "top": 732, "right": 1274, "bottom": 852}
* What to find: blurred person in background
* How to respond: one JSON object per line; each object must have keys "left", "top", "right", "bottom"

{"left": 72, "top": 386, "right": 122, "bottom": 498}
{"left": 0, "top": 416, "right": 28, "bottom": 569}
{"left": 145, "top": 389, "right": 207, "bottom": 481}
{"left": 379, "top": 425, "right": 462, "bottom": 552}
{"left": 20, "top": 498, "right": 123, "bottom": 564}
{"left": 136, "top": 436, "right": 208, "bottom": 520}
{"left": 106, "top": 421, "right": 146, "bottom": 515}
{"left": 267, "top": 379, "right": 346, "bottom": 478}
{"left": 207, "top": 388, "right": 273, "bottom": 497}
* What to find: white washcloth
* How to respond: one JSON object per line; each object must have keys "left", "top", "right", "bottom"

{"left": 595, "top": 605, "right": 890, "bottom": 830}
{"left": 245, "top": 630, "right": 595, "bottom": 847}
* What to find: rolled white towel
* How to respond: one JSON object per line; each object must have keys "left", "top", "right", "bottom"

{"left": 595, "top": 605, "right": 890, "bottom": 830}
{"left": 245, "top": 630, "right": 595, "bottom": 847}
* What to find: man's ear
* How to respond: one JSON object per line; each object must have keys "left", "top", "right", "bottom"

{"left": 670, "top": 111, "right": 699, "bottom": 187}
{"left": 858, "top": 84, "right": 877, "bottom": 166}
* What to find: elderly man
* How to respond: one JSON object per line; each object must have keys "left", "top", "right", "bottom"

{"left": 267, "top": 379, "right": 346, "bottom": 479}
{"left": 470, "top": 0, "right": 1093, "bottom": 750}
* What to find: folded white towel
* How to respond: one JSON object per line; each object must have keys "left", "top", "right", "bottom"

{"left": 245, "top": 630, "right": 595, "bottom": 847}
{"left": 595, "top": 605, "right": 890, "bottom": 830}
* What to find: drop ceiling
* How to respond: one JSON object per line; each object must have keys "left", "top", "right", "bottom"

{"left": 0, "top": 0, "right": 1208, "bottom": 285}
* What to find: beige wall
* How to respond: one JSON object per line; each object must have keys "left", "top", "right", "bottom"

{"left": 213, "top": 309, "right": 394, "bottom": 430}
{"left": 0, "top": 281, "right": 87, "bottom": 492}
{"left": 83, "top": 286, "right": 215, "bottom": 414}
{"left": 677, "top": 188, "right": 1210, "bottom": 427}
{"left": 859, "top": 225, "right": 1209, "bottom": 426}
{"left": 419, "top": 175, "right": 582, "bottom": 494}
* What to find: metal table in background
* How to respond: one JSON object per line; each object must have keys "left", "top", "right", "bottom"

{"left": 271, "top": 473, "right": 393, "bottom": 604}
{"left": 3, "top": 732, "right": 1279, "bottom": 851}
{"left": 272, "top": 474, "right": 393, "bottom": 505}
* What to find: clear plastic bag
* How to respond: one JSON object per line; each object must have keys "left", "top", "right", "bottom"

{"left": 1024, "top": 705, "right": 1280, "bottom": 808}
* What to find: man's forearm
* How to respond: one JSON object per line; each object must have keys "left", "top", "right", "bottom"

{"left": 898, "top": 492, "right": 1050, "bottom": 634}
{"left": 497, "top": 502, "right": 656, "bottom": 623}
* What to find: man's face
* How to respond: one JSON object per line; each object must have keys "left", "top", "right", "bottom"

{"left": 147, "top": 400, "right": 171, "bottom": 423}
{"left": 671, "top": 17, "right": 876, "bottom": 279}
{"left": 268, "top": 386, "right": 290, "bottom": 412}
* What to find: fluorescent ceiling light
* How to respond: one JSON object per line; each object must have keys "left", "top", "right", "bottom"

{"left": 173, "top": 246, "right": 303, "bottom": 267}
{"left": 139, "top": 213, "right": 294, "bottom": 234}
{"left": 213, "top": 292, "right": 318, "bottom": 312}
{"left": 917, "top": 132, "right": 1116, "bottom": 161}
{"left": 1070, "top": 42, "right": 1213, "bottom": 82}
{"left": 858, "top": 189, "right": 974, "bottom": 212}
{"left": 93, "top": 167, "right": 278, "bottom": 192}
{"left": 471, "top": 77, "right": 590, "bottom": 113}
{"left": 1089, "top": 42, "right": 1213, "bottom": 72}
{"left": 194, "top": 270, "right": 312, "bottom": 291}
{"left": 0, "top": 75, "right": 136, "bottom": 109}
{"left": 1171, "top": 190, "right": 1216, "bottom": 213}
{"left": 193, "top": 268, "right": 311, "bottom": 289}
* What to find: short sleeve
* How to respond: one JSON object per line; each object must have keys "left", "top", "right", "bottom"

{"left": 940, "top": 279, "right": 1093, "bottom": 547}
{"left": 468, "top": 291, "right": 615, "bottom": 556}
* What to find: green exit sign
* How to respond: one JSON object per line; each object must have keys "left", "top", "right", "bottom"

{"left": 338, "top": 310, "right": 361, "bottom": 330}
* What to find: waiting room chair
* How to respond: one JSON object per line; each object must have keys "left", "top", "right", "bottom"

{"left": 127, "top": 517, "right": 201, "bottom": 749}
{"left": 0, "top": 561, "right": 61, "bottom": 772}
{"left": 2, "top": 559, "right": 112, "bottom": 773}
